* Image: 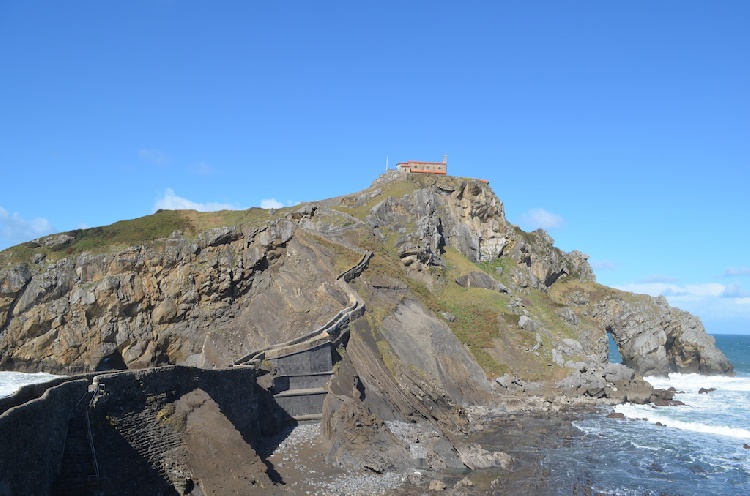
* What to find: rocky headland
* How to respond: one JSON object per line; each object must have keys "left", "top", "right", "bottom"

{"left": 0, "top": 171, "right": 733, "bottom": 494}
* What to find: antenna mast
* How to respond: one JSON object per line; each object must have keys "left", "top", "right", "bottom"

{"left": 385, "top": 154, "right": 389, "bottom": 171}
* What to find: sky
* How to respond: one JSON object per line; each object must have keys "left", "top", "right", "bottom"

{"left": 1, "top": 2, "right": 748, "bottom": 334}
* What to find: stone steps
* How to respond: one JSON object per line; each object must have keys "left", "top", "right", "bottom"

{"left": 112, "top": 408, "right": 190, "bottom": 491}
{"left": 274, "top": 387, "right": 328, "bottom": 397}
{"left": 273, "top": 371, "right": 333, "bottom": 393}
{"left": 293, "top": 413, "right": 324, "bottom": 423}
{"left": 51, "top": 398, "right": 97, "bottom": 496}
{"left": 273, "top": 386, "right": 329, "bottom": 420}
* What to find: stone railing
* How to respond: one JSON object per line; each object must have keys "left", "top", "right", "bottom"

{"left": 233, "top": 297, "right": 364, "bottom": 365}
{"left": 0, "top": 378, "right": 90, "bottom": 495}
{"left": 234, "top": 250, "right": 371, "bottom": 366}
{"left": 337, "top": 250, "right": 373, "bottom": 282}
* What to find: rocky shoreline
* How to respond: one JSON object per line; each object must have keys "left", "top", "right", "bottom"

{"left": 254, "top": 393, "right": 607, "bottom": 496}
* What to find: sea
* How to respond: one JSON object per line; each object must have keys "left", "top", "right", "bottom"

{"left": 543, "top": 334, "right": 750, "bottom": 495}
{"left": 0, "top": 336, "right": 748, "bottom": 495}
{"left": 0, "top": 371, "right": 59, "bottom": 399}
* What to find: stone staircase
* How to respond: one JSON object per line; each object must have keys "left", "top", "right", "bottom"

{"left": 51, "top": 392, "right": 102, "bottom": 496}
{"left": 269, "top": 341, "right": 334, "bottom": 423}
{"left": 233, "top": 248, "right": 372, "bottom": 425}
{"left": 111, "top": 397, "right": 193, "bottom": 493}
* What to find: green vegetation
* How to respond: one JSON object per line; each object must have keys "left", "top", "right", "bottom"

{"left": 332, "top": 178, "right": 420, "bottom": 220}
{"left": 155, "top": 402, "right": 187, "bottom": 431}
{"left": 408, "top": 248, "right": 579, "bottom": 380}
{"left": 476, "top": 255, "right": 516, "bottom": 280}
{"left": 155, "top": 403, "right": 176, "bottom": 423}
{"left": 376, "top": 339, "right": 397, "bottom": 375}
{"left": 438, "top": 286, "right": 510, "bottom": 378}
{"left": 0, "top": 206, "right": 289, "bottom": 265}
{"left": 304, "top": 231, "right": 363, "bottom": 275}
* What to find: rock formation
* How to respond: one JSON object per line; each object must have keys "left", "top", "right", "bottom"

{"left": 0, "top": 170, "right": 733, "bottom": 480}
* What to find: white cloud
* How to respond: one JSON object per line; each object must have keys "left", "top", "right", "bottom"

{"left": 260, "top": 198, "right": 285, "bottom": 209}
{"left": 723, "top": 266, "right": 750, "bottom": 277}
{"left": 520, "top": 208, "right": 565, "bottom": 230}
{"left": 139, "top": 148, "right": 170, "bottom": 166}
{"left": 259, "top": 199, "right": 300, "bottom": 210}
{"left": 616, "top": 282, "right": 725, "bottom": 299}
{"left": 153, "top": 189, "right": 242, "bottom": 212}
{"left": 722, "top": 283, "right": 750, "bottom": 298}
{"left": 615, "top": 281, "right": 750, "bottom": 322}
{"left": 0, "top": 206, "right": 55, "bottom": 248}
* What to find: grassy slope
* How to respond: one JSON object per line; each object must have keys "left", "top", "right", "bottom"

{"left": 332, "top": 175, "right": 588, "bottom": 381}
{"left": 0, "top": 207, "right": 290, "bottom": 265}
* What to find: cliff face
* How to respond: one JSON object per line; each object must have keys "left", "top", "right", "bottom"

{"left": 0, "top": 172, "right": 731, "bottom": 381}
{"left": 549, "top": 281, "right": 733, "bottom": 376}
{"left": 0, "top": 213, "right": 355, "bottom": 372}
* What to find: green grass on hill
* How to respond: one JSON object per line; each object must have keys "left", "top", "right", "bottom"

{"left": 0, "top": 207, "right": 290, "bottom": 265}
{"left": 333, "top": 178, "right": 420, "bottom": 220}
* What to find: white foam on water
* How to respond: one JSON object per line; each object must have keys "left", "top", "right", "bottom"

{"left": 614, "top": 402, "right": 750, "bottom": 440}
{"left": 645, "top": 372, "right": 750, "bottom": 393}
{"left": 0, "top": 372, "right": 59, "bottom": 399}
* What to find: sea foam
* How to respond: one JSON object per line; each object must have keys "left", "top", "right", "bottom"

{"left": 0, "top": 372, "right": 59, "bottom": 399}
{"left": 612, "top": 372, "right": 750, "bottom": 440}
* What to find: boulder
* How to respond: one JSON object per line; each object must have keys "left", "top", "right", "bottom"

{"left": 603, "top": 363, "right": 636, "bottom": 383}
{"left": 455, "top": 271, "right": 498, "bottom": 290}
{"left": 428, "top": 480, "right": 447, "bottom": 491}
{"left": 518, "top": 315, "right": 536, "bottom": 332}
{"left": 458, "top": 443, "right": 512, "bottom": 470}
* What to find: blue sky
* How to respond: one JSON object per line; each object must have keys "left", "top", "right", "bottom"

{"left": 1, "top": 2, "right": 748, "bottom": 334}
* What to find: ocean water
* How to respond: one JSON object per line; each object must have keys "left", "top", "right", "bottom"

{"left": 545, "top": 334, "right": 750, "bottom": 495}
{"left": 0, "top": 371, "right": 59, "bottom": 399}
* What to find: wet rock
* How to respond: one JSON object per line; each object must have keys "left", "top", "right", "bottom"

{"left": 603, "top": 363, "right": 636, "bottom": 383}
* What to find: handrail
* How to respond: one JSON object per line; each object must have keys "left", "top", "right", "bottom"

{"left": 59, "top": 389, "right": 90, "bottom": 472}
{"left": 85, "top": 384, "right": 102, "bottom": 483}
{"left": 233, "top": 251, "right": 371, "bottom": 366}
{"left": 234, "top": 301, "right": 360, "bottom": 365}
{"left": 336, "top": 250, "right": 373, "bottom": 282}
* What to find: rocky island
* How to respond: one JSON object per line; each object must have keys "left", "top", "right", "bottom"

{"left": 0, "top": 171, "right": 733, "bottom": 494}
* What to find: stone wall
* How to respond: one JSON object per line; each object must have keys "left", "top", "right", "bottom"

{"left": 270, "top": 343, "right": 333, "bottom": 376}
{"left": 337, "top": 250, "right": 373, "bottom": 282}
{"left": 92, "top": 365, "right": 261, "bottom": 441}
{"left": 0, "top": 373, "right": 97, "bottom": 416}
{"left": 0, "top": 378, "right": 90, "bottom": 496}
{"left": 0, "top": 365, "right": 264, "bottom": 496}
{"left": 88, "top": 366, "right": 263, "bottom": 493}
